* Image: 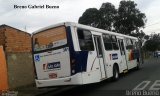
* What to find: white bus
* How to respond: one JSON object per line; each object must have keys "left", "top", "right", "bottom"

{"left": 32, "top": 22, "right": 142, "bottom": 88}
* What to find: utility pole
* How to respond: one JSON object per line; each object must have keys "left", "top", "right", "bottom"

{"left": 136, "top": 28, "right": 144, "bottom": 64}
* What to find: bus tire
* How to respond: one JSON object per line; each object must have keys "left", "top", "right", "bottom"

{"left": 112, "top": 65, "right": 119, "bottom": 81}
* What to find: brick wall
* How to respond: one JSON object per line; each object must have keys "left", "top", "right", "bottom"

{"left": 0, "top": 26, "right": 5, "bottom": 47}
{"left": 4, "top": 26, "right": 31, "bottom": 52}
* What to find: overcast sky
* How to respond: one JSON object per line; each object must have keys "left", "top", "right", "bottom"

{"left": 0, "top": 0, "right": 160, "bottom": 35}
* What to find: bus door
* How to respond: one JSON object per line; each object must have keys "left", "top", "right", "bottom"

{"left": 94, "top": 35, "right": 106, "bottom": 79}
{"left": 118, "top": 39, "right": 128, "bottom": 70}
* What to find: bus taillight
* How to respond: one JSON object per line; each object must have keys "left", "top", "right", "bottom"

{"left": 71, "top": 59, "right": 76, "bottom": 74}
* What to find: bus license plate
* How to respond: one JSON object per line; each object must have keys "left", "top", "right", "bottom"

{"left": 49, "top": 73, "right": 57, "bottom": 79}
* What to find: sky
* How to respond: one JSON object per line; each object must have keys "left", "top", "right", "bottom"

{"left": 0, "top": 0, "right": 160, "bottom": 35}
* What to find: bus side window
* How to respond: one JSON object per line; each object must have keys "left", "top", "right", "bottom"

{"left": 132, "top": 40, "right": 137, "bottom": 49}
{"left": 111, "top": 35, "right": 119, "bottom": 50}
{"left": 135, "top": 41, "right": 139, "bottom": 49}
{"left": 77, "top": 29, "right": 94, "bottom": 51}
{"left": 103, "top": 34, "right": 112, "bottom": 50}
{"left": 118, "top": 39, "right": 125, "bottom": 55}
{"left": 126, "top": 38, "right": 134, "bottom": 50}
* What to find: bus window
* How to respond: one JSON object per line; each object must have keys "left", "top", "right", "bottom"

{"left": 135, "top": 41, "right": 139, "bottom": 49}
{"left": 33, "top": 26, "right": 67, "bottom": 52}
{"left": 103, "top": 34, "right": 119, "bottom": 50}
{"left": 77, "top": 29, "right": 94, "bottom": 51}
{"left": 132, "top": 40, "right": 137, "bottom": 49}
{"left": 126, "top": 38, "right": 134, "bottom": 50}
{"left": 103, "top": 34, "right": 112, "bottom": 50}
{"left": 111, "top": 36, "right": 119, "bottom": 50}
{"left": 118, "top": 39, "right": 125, "bottom": 55}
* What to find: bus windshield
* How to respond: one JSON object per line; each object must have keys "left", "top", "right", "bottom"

{"left": 33, "top": 26, "right": 67, "bottom": 52}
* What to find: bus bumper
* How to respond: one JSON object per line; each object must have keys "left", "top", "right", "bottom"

{"left": 35, "top": 73, "right": 83, "bottom": 88}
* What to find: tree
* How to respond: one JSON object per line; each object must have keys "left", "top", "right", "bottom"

{"left": 78, "top": 2, "right": 117, "bottom": 31}
{"left": 143, "top": 33, "right": 160, "bottom": 51}
{"left": 130, "top": 30, "right": 145, "bottom": 38}
{"left": 144, "top": 35, "right": 149, "bottom": 40}
{"left": 152, "top": 33, "right": 160, "bottom": 40}
{"left": 114, "top": 0, "right": 146, "bottom": 35}
{"left": 78, "top": 8, "right": 100, "bottom": 27}
{"left": 144, "top": 40, "right": 159, "bottom": 51}
{"left": 78, "top": 0, "right": 146, "bottom": 36}
{"left": 99, "top": 3, "right": 117, "bottom": 31}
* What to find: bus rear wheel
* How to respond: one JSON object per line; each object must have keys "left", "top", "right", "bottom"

{"left": 112, "top": 65, "right": 119, "bottom": 81}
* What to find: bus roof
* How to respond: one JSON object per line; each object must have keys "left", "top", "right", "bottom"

{"left": 32, "top": 22, "right": 138, "bottom": 40}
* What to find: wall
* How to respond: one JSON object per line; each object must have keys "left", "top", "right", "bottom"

{"left": 4, "top": 26, "right": 31, "bottom": 52}
{"left": 6, "top": 52, "right": 34, "bottom": 89}
{"left": 0, "top": 25, "right": 35, "bottom": 89}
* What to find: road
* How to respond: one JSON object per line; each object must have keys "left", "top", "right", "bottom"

{"left": 40, "top": 58, "right": 160, "bottom": 96}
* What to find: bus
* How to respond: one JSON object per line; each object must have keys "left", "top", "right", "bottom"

{"left": 32, "top": 22, "right": 142, "bottom": 88}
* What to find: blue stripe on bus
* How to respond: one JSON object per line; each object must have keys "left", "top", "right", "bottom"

{"left": 74, "top": 51, "right": 88, "bottom": 72}
{"left": 66, "top": 26, "right": 88, "bottom": 75}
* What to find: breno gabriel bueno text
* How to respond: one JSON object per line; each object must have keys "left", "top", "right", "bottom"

{"left": 126, "top": 90, "right": 159, "bottom": 96}
{"left": 14, "top": 5, "right": 59, "bottom": 9}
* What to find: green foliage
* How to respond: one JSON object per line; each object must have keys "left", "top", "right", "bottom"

{"left": 114, "top": 0, "right": 146, "bottom": 35}
{"left": 144, "top": 35, "right": 149, "bottom": 40}
{"left": 144, "top": 40, "right": 159, "bottom": 51}
{"left": 130, "top": 30, "right": 145, "bottom": 38}
{"left": 78, "top": 8, "right": 100, "bottom": 27}
{"left": 78, "top": 0, "right": 147, "bottom": 36}
{"left": 143, "top": 34, "right": 160, "bottom": 51}
{"left": 99, "top": 3, "right": 117, "bottom": 31}
{"left": 78, "top": 3, "right": 117, "bottom": 31}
